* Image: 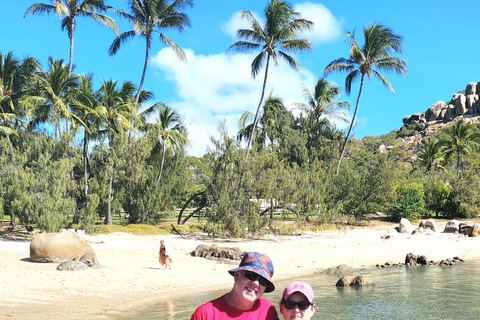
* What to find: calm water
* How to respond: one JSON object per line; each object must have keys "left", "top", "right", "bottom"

{"left": 122, "top": 260, "right": 480, "bottom": 319}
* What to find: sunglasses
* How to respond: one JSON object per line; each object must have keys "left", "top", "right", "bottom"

{"left": 283, "top": 300, "right": 312, "bottom": 310}
{"left": 244, "top": 270, "right": 269, "bottom": 287}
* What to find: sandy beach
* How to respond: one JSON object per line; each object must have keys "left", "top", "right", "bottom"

{"left": 1, "top": 221, "right": 480, "bottom": 319}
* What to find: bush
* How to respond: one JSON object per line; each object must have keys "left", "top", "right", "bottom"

{"left": 390, "top": 188, "right": 425, "bottom": 221}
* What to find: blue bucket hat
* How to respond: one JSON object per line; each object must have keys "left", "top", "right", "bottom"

{"left": 228, "top": 251, "right": 275, "bottom": 292}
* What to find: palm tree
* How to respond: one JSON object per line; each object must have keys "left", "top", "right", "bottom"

{"left": 0, "top": 51, "right": 40, "bottom": 155}
{"left": 144, "top": 103, "right": 188, "bottom": 183}
{"left": 293, "top": 78, "right": 350, "bottom": 124}
{"left": 324, "top": 23, "right": 407, "bottom": 174}
{"left": 228, "top": 0, "right": 313, "bottom": 159}
{"left": 237, "top": 91, "right": 289, "bottom": 151}
{"left": 108, "top": 0, "right": 194, "bottom": 106}
{"left": 22, "top": 57, "right": 81, "bottom": 138}
{"left": 416, "top": 138, "right": 445, "bottom": 174}
{"left": 25, "top": 0, "right": 118, "bottom": 74}
{"left": 97, "top": 79, "right": 138, "bottom": 224}
{"left": 438, "top": 118, "right": 480, "bottom": 179}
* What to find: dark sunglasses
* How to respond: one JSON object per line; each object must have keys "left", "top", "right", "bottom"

{"left": 283, "top": 299, "right": 312, "bottom": 310}
{"left": 244, "top": 270, "right": 269, "bottom": 287}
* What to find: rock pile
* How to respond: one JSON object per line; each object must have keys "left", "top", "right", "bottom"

{"left": 402, "top": 81, "right": 480, "bottom": 130}
{"left": 191, "top": 244, "right": 244, "bottom": 263}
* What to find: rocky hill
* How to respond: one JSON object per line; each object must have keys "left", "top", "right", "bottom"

{"left": 374, "top": 81, "right": 480, "bottom": 164}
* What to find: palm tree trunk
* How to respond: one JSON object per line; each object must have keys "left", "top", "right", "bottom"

{"left": 105, "top": 175, "right": 113, "bottom": 224}
{"left": 83, "top": 130, "right": 89, "bottom": 196}
{"left": 336, "top": 73, "right": 365, "bottom": 175}
{"left": 68, "top": 21, "right": 75, "bottom": 74}
{"left": 246, "top": 54, "right": 271, "bottom": 160}
{"left": 134, "top": 37, "right": 150, "bottom": 106}
{"left": 105, "top": 127, "right": 113, "bottom": 225}
{"left": 156, "top": 142, "right": 167, "bottom": 184}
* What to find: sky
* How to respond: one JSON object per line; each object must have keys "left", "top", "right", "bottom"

{"left": 1, "top": 1, "right": 479, "bottom": 157}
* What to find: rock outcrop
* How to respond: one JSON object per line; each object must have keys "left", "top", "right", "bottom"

{"left": 191, "top": 244, "right": 244, "bottom": 262}
{"left": 402, "top": 81, "right": 480, "bottom": 129}
{"left": 30, "top": 230, "right": 98, "bottom": 263}
{"left": 335, "top": 274, "right": 375, "bottom": 287}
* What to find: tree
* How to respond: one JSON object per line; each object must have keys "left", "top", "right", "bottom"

{"left": 237, "top": 91, "right": 290, "bottom": 151}
{"left": 293, "top": 78, "right": 350, "bottom": 124}
{"left": 25, "top": 0, "right": 118, "bottom": 73}
{"left": 439, "top": 118, "right": 480, "bottom": 179}
{"left": 108, "top": 0, "right": 194, "bottom": 106}
{"left": 22, "top": 57, "right": 81, "bottom": 138}
{"left": 97, "top": 79, "right": 137, "bottom": 224}
{"left": 416, "top": 138, "right": 445, "bottom": 174}
{"left": 0, "top": 51, "right": 40, "bottom": 156}
{"left": 146, "top": 103, "right": 188, "bottom": 183}
{"left": 324, "top": 22, "right": 407, "bottom": 174}
{"left": 228, "top": 0, "right": 313, "bottom": 159}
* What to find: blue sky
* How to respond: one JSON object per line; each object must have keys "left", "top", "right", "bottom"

{"left": 1, "top": 1, "right": 479, "bottom": 157}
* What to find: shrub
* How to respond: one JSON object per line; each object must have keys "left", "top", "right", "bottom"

{"left": 390, "top": 188, "right": 425, "bottom": 221}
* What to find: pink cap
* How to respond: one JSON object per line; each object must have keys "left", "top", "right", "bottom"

{"left": 282, "top": 281, "right": 315, "bottom": 302}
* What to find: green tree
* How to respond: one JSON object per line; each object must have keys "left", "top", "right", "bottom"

{"left": 324, "top": 22, "right": 407, "bottom": 174}
{"left": 108, "top": 0, "right": 193, "bottom": 106}
{"left": 415, "top": 138, "right": 445, "bottom": 174}
{"left": 97, "top": 79, "right": 137, "bottom": 224}
{"left": 146, "top": 103, "right": 188, "bottom": 183}
{"left": 22, "top": 57, "right": 81, "bottom": 138}
{"left": 25, "top": 0, "right": 118, "bottom": 73}
{"left": 0, "top": 51, "right": 40, "bottom": 156}
{"left": 237, "top": 91, "right": 291, "bottom": 151}
{"left": 228, "top": 0, "right": 313, "bottom": 158}
{"left": 438, "top": 118, "right": 480, "bottom": 179}
{"left": 293, "top": 78, "right": 350, "bottom": 124}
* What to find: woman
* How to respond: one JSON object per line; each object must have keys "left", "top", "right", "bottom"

{"left": 158, "top": 240, "right": 172, "bottom": 269}
{"left": 279, "top": 281, "right": 316, "bottom": 320}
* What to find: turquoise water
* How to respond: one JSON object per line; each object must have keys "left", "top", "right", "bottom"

{"left": 122, "top": 260, "right": 480, "bottom": 319}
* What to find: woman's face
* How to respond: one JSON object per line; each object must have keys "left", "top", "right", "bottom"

{"left": 280, "top": 292, "right": 316, "bottom": 320}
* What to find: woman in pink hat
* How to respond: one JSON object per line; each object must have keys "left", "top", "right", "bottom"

{"left": 279, "top": 281, "right": 316, "bottom": 320}
{"left": 191, "top": 251, "right": 279, "bottom": 319}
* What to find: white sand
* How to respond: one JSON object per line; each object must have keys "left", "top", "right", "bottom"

{"left": 1, "top": 223, "right": 480, "bottom": 319}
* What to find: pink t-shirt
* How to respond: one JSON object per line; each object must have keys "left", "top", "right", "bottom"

{"left": 191, "top": 295, "right": 279, "bottom": 320}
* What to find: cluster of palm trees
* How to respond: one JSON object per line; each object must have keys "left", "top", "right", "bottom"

{"left": 1, "top": 0, "right": 414, "bottom": 231}
{"left": 0, "top": 51, "right": 188, "bottom": 224}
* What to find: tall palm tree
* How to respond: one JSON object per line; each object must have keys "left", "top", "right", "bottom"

{"left": 97, "top": 79, "right": 138, "bottom": 224}
{"left": 237, "top": 91, "right": 288, "bottom": 151}
{"left": 144, "top": 103, "right": 188, "bottom": 183}
{"left": 293, "top": 78, "right": 350, "bottom": 124}
{"left": 108, "top": 0, "right": 194, "bottom": 106}
{"left": 324, "top": 23, "right": 407, "bottom": 174}
{"left": 438, "top": 118, "right": 480, "bottom": 179}
{"left": 228, "top": 0, "right": 313, "bottom": 159}
{"left": 25, "top": 0, "right": 118, "bottom": 74}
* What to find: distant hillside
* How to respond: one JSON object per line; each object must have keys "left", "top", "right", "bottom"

{"left": 363, "top": 81, "right": 480, "bottom": 165}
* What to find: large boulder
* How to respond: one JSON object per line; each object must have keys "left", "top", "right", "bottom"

{"left": 30, "top": 230, "right": 97, "bottom": 263}
{"left": 191, "top": 244, "right": 243, "bottom": 261}
{"left": 425, "top": 101, "right": 446, "bottom": 122}
{"left": 419, "top": 219, "right": 438, "bottom": 232}
{"left": 399, "top": 218, "right": 414, "bottom": 234}
{"left": 444, "top": 220, "right": 460, "bottom": 233}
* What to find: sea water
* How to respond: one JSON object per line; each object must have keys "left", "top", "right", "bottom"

{"left": 121, "top": 260, "right": 480, "bottom": 319}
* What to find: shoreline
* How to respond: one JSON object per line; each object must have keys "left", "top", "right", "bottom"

{"left": 1, "top": 223, "right": 480, "bottom": 319}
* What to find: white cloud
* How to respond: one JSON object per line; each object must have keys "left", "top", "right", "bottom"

{"left": 222, "top": 11, "right": 264, "bottom": 40}
{"left": 294, "top": 2, "right": 344, "bottom": 43}
{"left": 151, "top": 48, "right": 317, "bottom": 157}
{"left": 148, "top": 2, "right": 346, "bottom": 157}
